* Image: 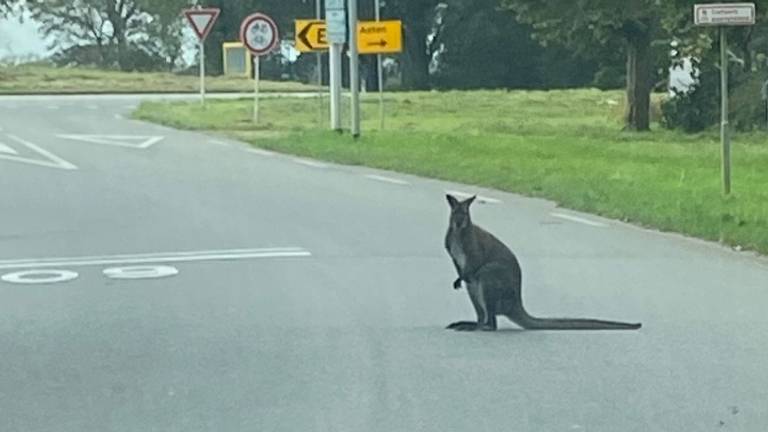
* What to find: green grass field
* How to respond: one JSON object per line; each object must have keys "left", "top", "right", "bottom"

{"left": 0, "top": 63, "right": 317, "bottom": 94}
{"left": 134, "top": 89, "right": 768, "bottom": 255}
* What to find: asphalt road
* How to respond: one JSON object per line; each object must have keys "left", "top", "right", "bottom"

{"left": 1, "top": 94, "right": 767, "bottom": 432}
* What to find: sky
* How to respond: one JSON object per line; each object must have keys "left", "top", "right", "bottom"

{"left": 0, "top": 9, "right": 51, "bottom": 61}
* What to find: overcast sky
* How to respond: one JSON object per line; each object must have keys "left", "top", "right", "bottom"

{"left": 0, "top": 10, "right": 51, "bottom": 60}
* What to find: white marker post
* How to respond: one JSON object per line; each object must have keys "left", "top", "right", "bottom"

{"left": 348, "top": 0, "right": 360, "bottom": 138}
{"left": 240, "top": 13, "right": 280, "bottom": 124}
{"left": 375, "top": 0, "right": 384, "bottom": 130}
{"left": 183, "top": 7, "right": 220, "bottom": 106}
{"left": 694, "top": 3, "right": 755, "bottom": 195}
{"left": 326, "top": 0, "right": 347, "bottom": 132}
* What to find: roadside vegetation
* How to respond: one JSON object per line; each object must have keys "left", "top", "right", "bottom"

{"left": 134, "top": 89, "right": 768, "bottom": 255}
{"left": 0, "top": 63, "right": 316, "bottom": 94}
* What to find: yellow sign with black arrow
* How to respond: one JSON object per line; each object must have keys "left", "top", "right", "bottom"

{"left": 294, "top": 19, "right": 402, "bottom": 54}
{"left": 295, "top": 19, "right": 328, "bottom": 52}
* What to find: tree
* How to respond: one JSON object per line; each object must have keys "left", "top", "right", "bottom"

{"left": 432, "top": 0, "right": 542, "bottom": 89}
{"left": 505, "top": 0, "right": 664, "bottom": 131}
{"left": 27, "top": 0, "right": 191, "bottom": 71}
{"left": 383, "top": 0, "right": 441, "bottom": 89}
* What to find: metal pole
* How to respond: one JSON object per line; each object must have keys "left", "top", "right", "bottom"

{"left": 199, "top": 41, "right": 205, "bottom": 106}
{"left": 375, "top": 0, "right": 384, "bottom": 130}
{"left": 316, "top": 0, "right": 323, "bottom": 126}
{"left": 254, "top": 55, "right": 260, "bottom": 124}
{"left": 348, "top": 0, "right": 360, "bottom": 138}
{"left": 329, "top": 44, "right": 342, "bottom": 131}
{"left": 720, "top": 27, "right": 731, "bottom": 195}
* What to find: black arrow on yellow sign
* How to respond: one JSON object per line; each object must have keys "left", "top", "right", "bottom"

{"left": 298, "top": 21, "right": 327, "bottom": 51}
{"left": 367, "top": 39, "right": 387, "bottom": 47}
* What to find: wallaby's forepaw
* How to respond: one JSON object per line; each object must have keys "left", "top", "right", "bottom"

{"left": 453, "top": 278, "right": 462, "bottom": 290}
{"left": 446, "top": 321, "right": 479, "bottom": 331}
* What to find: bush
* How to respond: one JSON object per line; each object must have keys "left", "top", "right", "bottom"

{"left": 662, "top": 60, "right": 768, "bottom": 133}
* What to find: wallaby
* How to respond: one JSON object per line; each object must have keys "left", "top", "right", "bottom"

{"left": 444, "top": 194, "right": 641, "bottom": 331}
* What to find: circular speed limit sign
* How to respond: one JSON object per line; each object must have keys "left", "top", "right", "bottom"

{"left": 240, "top": 13, "right": 279, "bottom": 56}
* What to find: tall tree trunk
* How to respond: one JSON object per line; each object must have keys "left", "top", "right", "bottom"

{"left": 624, "top": 28, "right": 652, "bottom": 131}
{"left": 106, "top": 0, "right": 129, "bottom": 71}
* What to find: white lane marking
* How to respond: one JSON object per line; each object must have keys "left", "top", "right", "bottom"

{"left": 1, "top": 270, "right": 79, "bottom": 285}
{"left": 47, "top": 105, "right": 60, "bottom": 110}
{"left": 86, "top": 105, "right": 98, "bottom": 110}
{"left": 365, "top": 174, "right": 410, "bottom": 185}
{"left": 0, "top": 141, "right": 19, "bottom": 155}
{"left": 245, "top": 148, "right": 276, "bottom": 156}
{"left": 209, "top": 140, "right": 231, "bottom": 148}
{"left": 1, "top": 135, "right": 78, "bottom": 170}
{"left": 0, "top": 247, "right": 312, "bottom": 270}
{"left": 103, "top": 265, "right": 179, "bottom": 280}
{"left": 114, "top": 113, "right": 124, "bottom": 120}
{"left": 57, "top": 134, "right": 163, "bottom": 149}
{"left": 445, "top": 190, "right": 501, "bottom": 204}
{"left": 550, "top": 212, "right": 608, "bottom": 227}
{"left": 293, "top": 158, "right": 328, "bottom": 168}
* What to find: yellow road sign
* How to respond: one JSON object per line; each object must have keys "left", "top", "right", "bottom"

{"left": 294, "top": 19, "right": 403, "bottom": 54}
{"left": 357, "top": 20, "right": 402, "bottom": 54}
{"left": 295, "top": 19, "right": 328, "bottom": 52}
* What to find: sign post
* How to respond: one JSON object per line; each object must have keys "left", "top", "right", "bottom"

{"left": 375, "top": 0, "right": 384, "bottom": 130}
{"left": 240, "top": 13, "right": 280, "bottom": 124}
{"left": 348, "top": 0, "right": 360, "bottom": 138}
{"left": 325, "top": 0, "right": 346, "bottom": 132}
{"left": 694, "top": 2, "right": 755, "bottom": 195}
{"left": 183, "top": 7, "right": 220, "bottom": 106}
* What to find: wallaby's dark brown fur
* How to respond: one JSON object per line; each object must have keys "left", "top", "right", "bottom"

{"left": 444, "top": 194, "right": 641, "bottom": 331}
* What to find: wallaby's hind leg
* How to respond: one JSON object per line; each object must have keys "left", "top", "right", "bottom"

{"left": 447, "top": 280, "right": 486, "bottom": 331}
{"left": 447, "top": 280, "right": 498, "bottom": 331}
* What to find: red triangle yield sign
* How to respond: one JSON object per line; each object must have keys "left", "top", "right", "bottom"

{"left": 184, "top": 8, "right": 220, "bottom": 41}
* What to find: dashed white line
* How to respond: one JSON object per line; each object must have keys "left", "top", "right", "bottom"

{"left": 365, "top": 174, "right": 410, "bottom": 185}
{"left": 245, "top": 148, "right": 276, "bottom": 156}
{"left": 209, "top": 140, "right": 231, "bottom": 148}
{"left": 550, "top": 212, "right": 608, "bottom": 227}
{"left": 445, "top": 190, "right": 501, "bottom": 204}
{"left": 86, "top": 105, "right": 98, "bottom": 110}
{"left": 0, "top": 247, "right": 312, "bottom": 270}
{"left": 47, "top": 105, "right": 60, "bottom": 110}
{"left": 293, "top": 158, "right": 328, "bottom": 169}
{"left": 114, "top": 113, "right": 124, "bottom": 120}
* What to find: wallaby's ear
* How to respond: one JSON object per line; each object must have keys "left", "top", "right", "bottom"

{"left": 446, "top": 194, "right": 459, "bottom": 209}
{"left": 466, "top": 195, "right": 477, "bottom": 206}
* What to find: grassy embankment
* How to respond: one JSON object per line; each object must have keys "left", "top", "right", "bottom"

{"left": 0, "top": 63, "right": 316, "bottom": 94}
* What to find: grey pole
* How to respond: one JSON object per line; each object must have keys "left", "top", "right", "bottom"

{"left": 720, "top": 27, "right": 731, "bottom": 195}
{"left": 348, "top": 0, "right": 361, "bottom": 138}
{"left": 375, "top": 0, "right": 384, "bottom": 130}
{"left": 316, "top": 0, "right": 323, "bottom": 126}
{"left": 330, "top": 44, "right": 342, "bottom": 131}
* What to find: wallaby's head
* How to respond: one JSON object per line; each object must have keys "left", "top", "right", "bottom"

{"left": 446, "top": 194, "right": 476, "bottom": 229}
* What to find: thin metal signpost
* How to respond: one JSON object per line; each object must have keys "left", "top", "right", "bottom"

{"left": 240, "top": 13, "right": 280, "bottom": 125}
{"left": 694, "top": 2, "right": 755, "bottom": 195}
{"left": 183, "top": 7, "right": 220, "bottom": 107}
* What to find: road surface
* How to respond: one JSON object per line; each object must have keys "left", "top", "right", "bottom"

{"left": 1, "top": 94, "right": 767, "bottom": 431}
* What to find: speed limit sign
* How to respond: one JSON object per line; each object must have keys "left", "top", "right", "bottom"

{"left": 240, "top": 13, "right": 279, "bottom": 56}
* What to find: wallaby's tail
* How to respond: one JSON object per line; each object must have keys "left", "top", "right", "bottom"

{"left": 510, "top": 303, "right": 641, "bottom": 330}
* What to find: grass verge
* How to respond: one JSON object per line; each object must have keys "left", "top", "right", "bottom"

{"left": 133, "top": 89, "right": 768, "bottom": 255}
{"left": 0, "top": 63, "right": 317, "bottom": 94}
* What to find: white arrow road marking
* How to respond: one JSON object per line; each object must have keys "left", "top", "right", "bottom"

{"left": 0, "top": 135, "right": 78, "bottom": 170}
{"left": 0, "top": 247, "right": 312, "bottom": 270}
{"left": 0, "top": 141, "right": 19, "bottom": 154}
{"left": 57, "top": 134, "right": 164, "bottom": 149}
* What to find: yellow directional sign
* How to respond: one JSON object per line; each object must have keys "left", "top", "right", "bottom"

{"left": 294, "top": 19, "right": 403, "bottom": 54}
{"left": 295, "top": 19, "right": 328, "bottom": 52}
{"left": 357, "top": 20, "right": 402, "bottom": 54}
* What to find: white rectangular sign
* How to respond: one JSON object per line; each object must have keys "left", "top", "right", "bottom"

{"left": 694, "top": 3, "right": 755, "bottom": 26}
